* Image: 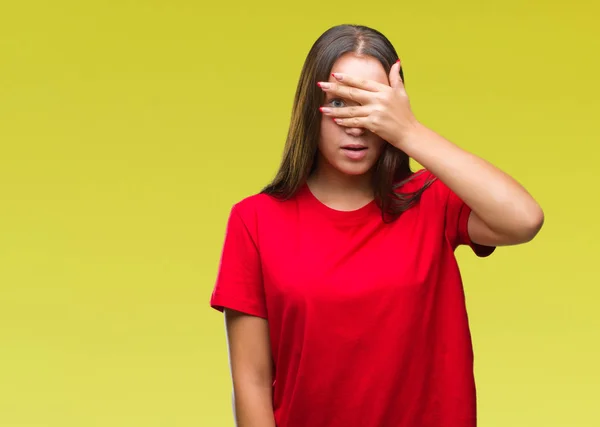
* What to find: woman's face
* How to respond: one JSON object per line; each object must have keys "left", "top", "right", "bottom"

{"left": 317, "top": 53, "right": 388, "bottom": 178}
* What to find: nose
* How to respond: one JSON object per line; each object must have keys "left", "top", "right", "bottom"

{"left": 344, "top": 126, "right": 365, "bottom": 137}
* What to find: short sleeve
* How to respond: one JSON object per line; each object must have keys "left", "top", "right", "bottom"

{"left": 210, "top": 203, "right": 268, "bottom": 318}
{"left": 444, "top": 183, "right": 496, "bottom": 258}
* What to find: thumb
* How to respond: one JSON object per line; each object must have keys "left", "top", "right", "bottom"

{"left": 389, "top": 59, "right": 404, "bottom": 90}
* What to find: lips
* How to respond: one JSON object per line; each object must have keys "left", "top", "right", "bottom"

{"left": 341, "top": 144, "right": 367, "bottom": 151}
{"left": 341, "top": 144, "right": 369, "bottom": 160}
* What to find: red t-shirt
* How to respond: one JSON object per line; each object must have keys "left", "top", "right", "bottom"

{"left": 210, "top": 169, "right": 495, "bottom": 427}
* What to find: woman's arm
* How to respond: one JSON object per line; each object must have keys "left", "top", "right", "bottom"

{"left": 320, "top": 64, "right": 543, "bottom": 247}
{"left": 224, "top": 309, "right": 276, "bottom": 427}
{"left": 400, "top": 123, "right": 544, "bottom": 246}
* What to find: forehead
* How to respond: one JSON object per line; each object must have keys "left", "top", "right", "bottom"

{"left": 329, "top": 53, "right": 389, "bottom": 85}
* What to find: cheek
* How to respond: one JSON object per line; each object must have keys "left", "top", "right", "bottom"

{"left": 319, "top": 120, "right": 339, "bottom": 149}
{"left": 374, "top": 139, "right": 387, "bottom": 154}
{"left": 369, "top": 137, "right": 386, "bottom": 155}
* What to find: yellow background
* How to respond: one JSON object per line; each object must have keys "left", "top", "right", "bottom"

{"left": 1, "top": 1, "right": 598, "bottom": 426}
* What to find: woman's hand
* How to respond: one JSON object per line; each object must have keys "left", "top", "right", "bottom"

{"left": 318, "top": 60, "right": 420, "bottom": 148}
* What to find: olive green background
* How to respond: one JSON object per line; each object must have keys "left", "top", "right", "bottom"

{"left": 1, "top": 1, "right": 598, "bottom": 426}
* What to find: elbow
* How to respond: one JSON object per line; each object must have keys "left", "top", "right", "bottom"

{"left": 516, "top": 205, "right": 545, "bottom": 243}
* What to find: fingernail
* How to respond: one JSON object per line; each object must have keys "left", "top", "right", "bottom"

{"left": 331, "top": 72, "right": 342, "bottom": 80}
{"left": 320, "top": 107, "right": 331, "bottom": 113}
{"left": 317, "top": 82, "right": 331, "bottom": 89}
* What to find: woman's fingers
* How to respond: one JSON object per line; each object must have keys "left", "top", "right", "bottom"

{"left": 317, "top": 81, "right": 372, "bottom": 104}
{"left": 319, "top": 105, "right": 371, "bottom": 118}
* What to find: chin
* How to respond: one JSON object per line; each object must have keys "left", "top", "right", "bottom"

{"left": 335, "top": 162, "right": 376, "bottom": 176}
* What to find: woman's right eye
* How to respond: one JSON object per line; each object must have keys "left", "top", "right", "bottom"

{"left": 329, "top": 99, "right": 345, "bottom": 108}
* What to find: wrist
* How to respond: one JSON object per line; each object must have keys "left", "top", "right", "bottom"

{"left": 391, "top": 120, "right": 427, "bottom": 153}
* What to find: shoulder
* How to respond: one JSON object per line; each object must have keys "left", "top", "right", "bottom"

{"left": 230, "top": 191, "right": 292, "bottom": 226}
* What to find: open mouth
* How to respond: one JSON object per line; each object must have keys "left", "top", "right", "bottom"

{"left": 341, "top": 145, "right": 368, "bottom": 160}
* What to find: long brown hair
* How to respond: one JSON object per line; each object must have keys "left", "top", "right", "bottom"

{"left": 261, "top": 24, "right": 435, "bottom": 222}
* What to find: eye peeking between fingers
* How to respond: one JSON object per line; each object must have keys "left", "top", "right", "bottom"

{"left": 320, "top": 98, "right": 361, "bottom": 115}
{"left": 319, "top": 98, "right": 346, "bottom": 114}
{"left": 328, "top": 98, "right": 346, "bottom": 108}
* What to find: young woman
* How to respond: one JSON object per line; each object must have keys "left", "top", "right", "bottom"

{"left": 210, "top": 24, "right": 543, "bottom": 427}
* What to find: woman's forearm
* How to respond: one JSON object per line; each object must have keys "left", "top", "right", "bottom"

{"left": 232, "top": 382, "right": 276, "bottom": 427}
{"left": 224, "top": 309, "right": 276, "bottom": 427}
{"left": 400, "top": 123, "right": 544, "bottom": 242}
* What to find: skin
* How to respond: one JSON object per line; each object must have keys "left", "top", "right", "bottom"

{"left": 318, "top": 52, "right": 544, "bottom": 245}
{"left": 307, "top": 53, "right": 388, "bottom": 211}
{"left": 225, "top": 52, "right": 544, "bottom": 427}
{"left": 225, "top": 309, "right": 275, "bottom": 427}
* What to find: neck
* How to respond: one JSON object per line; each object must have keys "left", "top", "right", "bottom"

{"left": 306, "top": 162, "right": 374, "bottom": 211}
